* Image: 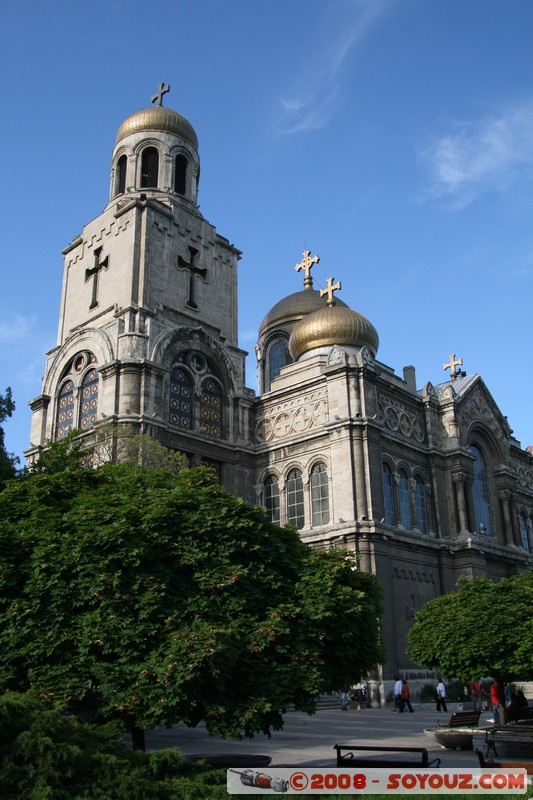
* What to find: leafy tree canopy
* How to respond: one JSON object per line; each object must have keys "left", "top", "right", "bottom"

{"left": 0, "top": 387, "right": 19, "bottom": 487}
{"left": 407, "top": 573, "right": 533, "bottom": 683}
{"left": 0, "top": 454, "right": 383, "bottom": 750}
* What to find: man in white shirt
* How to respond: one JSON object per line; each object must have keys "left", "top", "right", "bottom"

{"left": 393, "top": 676, "right": 403, "bottom": 711}
{"left": 436, "top": 680, "right": 447, "bottom": 713}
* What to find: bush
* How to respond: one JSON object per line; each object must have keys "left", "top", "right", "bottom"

{"left": 419, "top": 683, "right": 436, "bottom": 703}
{"left": 0, "top": 691, "right": 180, "bottom": 799}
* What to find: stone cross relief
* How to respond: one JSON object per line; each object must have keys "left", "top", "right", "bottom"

{"left": 177, "top": 246, "right": 208, "bottom": 310}
{"left": 85, "top": 247, "right": 109, "bottom": 310}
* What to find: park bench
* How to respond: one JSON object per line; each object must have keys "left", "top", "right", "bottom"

{"left": 477, "top": 726, "right": 533, "bottom": 761}
{"left": 334, "top": 744, "right": 440, "bottom": 769}
{"left": 438, "top": 710, "right": 481, "bottom": 728}
{"left": 477, "top": 749, "right": 533, "bottom": 776}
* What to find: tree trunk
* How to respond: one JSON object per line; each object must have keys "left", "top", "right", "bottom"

{"left": 131, "top": 725, "right": 146, "bottom": 751}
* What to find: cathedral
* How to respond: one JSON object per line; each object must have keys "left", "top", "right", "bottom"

{"left": 27, "top": 87, "right": 533, "bottom": 697}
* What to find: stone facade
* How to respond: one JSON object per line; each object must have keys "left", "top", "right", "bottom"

{"left": 27, "top": 93, "right": 533, "bottom": 689}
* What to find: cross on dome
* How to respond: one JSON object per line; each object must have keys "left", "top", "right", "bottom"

{"left": 320, "top": 277, "right": 341, "bottom": 306}
{"left": 151, "top": 82, "right": 171, "bottom": 107}
{"left": 295, "top": 249, "right": 320, "bottom": 289}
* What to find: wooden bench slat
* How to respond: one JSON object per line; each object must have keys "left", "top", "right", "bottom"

{"left": 335, "top": 744, "right": 430, "bottom": 768}
{"left": 442, "top": 710, "right": 481, "bottom": 728}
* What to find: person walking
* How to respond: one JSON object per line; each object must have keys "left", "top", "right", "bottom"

{"left": 469, "top": 680, "right": 482, "bottom": 712}
{"left": 436, "top": 679, "right": 447, "bottom": 713}
{"left": 393, "top": 676, "right": 402, "bottom": 711}
{"left": 399, "top": 679, "right": 414, "bottom": 713}
{"left": 490, "top": 680, "right": 504, "bottom": 725}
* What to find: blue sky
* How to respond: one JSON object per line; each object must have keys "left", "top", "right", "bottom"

{"left": 1, "top": 0, "right": 532, "bottom": 461}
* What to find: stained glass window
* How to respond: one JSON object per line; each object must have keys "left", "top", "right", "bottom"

{"left": 79, "top": 367, "right": 99, "bottom": 430}
{"left": 56, "top": 380, "right": 75, "bottom": 439}
{"left": 169, "top": 366, "right": 193, "bottom": 429}
{"left": 199, "top": 377, "right": 223, "bottom": 438}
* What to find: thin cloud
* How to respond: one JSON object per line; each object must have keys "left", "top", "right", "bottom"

{"left": 0, "top": 313, "right": 37, "bottom": 342}
{"left": 276, "top": 0, "right": 395, "bottom": 135}
{"left": 420, "top": 100, "right": 533, "bottom": 208}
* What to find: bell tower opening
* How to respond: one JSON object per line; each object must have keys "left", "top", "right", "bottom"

{"left": 141, "top": 147, "right": 159, "bottom": 188}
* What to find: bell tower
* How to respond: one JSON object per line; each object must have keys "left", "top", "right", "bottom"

{"left": 28, "top": 85, "right": 255, "bottom": 499}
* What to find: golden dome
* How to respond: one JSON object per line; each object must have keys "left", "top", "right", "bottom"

{"left": 116, "top": 106, "right": 198, "bottom": 149}
{"left": 289, "top": 304, "right": 379, "bottom": 359}
{"left": 259, "top": 288, "right": 348, "bottom": 337}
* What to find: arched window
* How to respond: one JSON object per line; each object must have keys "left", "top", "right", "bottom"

{"left": 199, "top": 377, "right": 223, "bottom": 438}
{"left": 267, "top": 339, "right": 288, "bottom": 389}
{"left": 470, "top": 444, "right": 493, "bottom": 535}
{"left": 169, "top": 366, "right": 193, "bottom": 429}
{"left": 399, "top": 471, "right": 412, "bottom": 529}
{"left": 78, "top": 367, "right": 99, "bottom": 430}
{"left": 174, "top": 154, "right": 187, "bottom": 195}
{"left": 55, "top": 379, "right": 75, "bottom": 439}
{"left": 54, "top": 351, "right": 99, "bottom": 441}
{"left": 287, "top": 469, "right": 304, "bottom": 529}
{"left": 262, "top": 475, "right": 280, "bottom": 525}
{"left": 116, "top": 154, "right": 127, "bottom": 195}
{"left": 519, "top": 513, "right": 530, "bottom": 552}
{"left": 141, "top": 147, "right": 159, "bottom": 188}
{"left": 310, "top": 462, "right": 329, "bottom": 526}
{"left": 382, "top": 464, "right": 395, "bottom": 525}
{"left": 414, "top": 478, "right": 427, "bottom": 533}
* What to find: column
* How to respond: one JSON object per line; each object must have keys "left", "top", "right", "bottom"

{"left": 451, "top": 472, "right": 469, "bottom": 534}
{"left": 498, "top": 489, "right": 516, "bottom": 547}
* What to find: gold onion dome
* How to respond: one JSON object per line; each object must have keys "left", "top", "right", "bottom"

{"left": 116, "top": 105, "right": 198, "bottom": 149}
{"left": 259, "top": 289, "right": 348, "bottom": 337}
{"left": 289, "top": 303, "right": 379, "bottom": 360}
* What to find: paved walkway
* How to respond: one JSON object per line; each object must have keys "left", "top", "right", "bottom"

{"left": 145, "top": 703, "right": 494, "bottom": 769}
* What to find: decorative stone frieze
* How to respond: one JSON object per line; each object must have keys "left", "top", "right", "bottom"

{"left": 255, "top": 390, "right": 329, "bottom": 443}
{"left": 377, "top": 393, "right": 425, "bottom": 442}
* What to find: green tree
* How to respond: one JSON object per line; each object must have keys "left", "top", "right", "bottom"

{"left": 0, "top": 458, "right": 383, "bottom": 751}
{"left": 0, "top": 388, "right": 19, "bottom": 487}
{"left": 407, "top": 573, "right": 533, "bottom": 685}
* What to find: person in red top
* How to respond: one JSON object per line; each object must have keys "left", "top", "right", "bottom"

{"left": 399, "top": 679, "right": 414, "bottom": 713}
{"left": 490, "top": 680, "right": 504, "bottom": 724}
{"left": 469, "top": 680, "right": 482, "bottom": 712}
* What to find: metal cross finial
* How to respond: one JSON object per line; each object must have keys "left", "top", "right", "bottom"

{"left": 295, "top": 249, "right": 320, "bottom": 289}
{"left": 443, "top": 353, "right": 463, "bottom": 380}
{"left": 151, "top": 82, "right": 171, "bottom": 106}
{"left": 320, "top": 277, "right": 341, "bottom": 306}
